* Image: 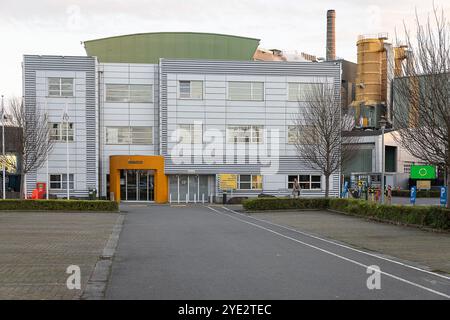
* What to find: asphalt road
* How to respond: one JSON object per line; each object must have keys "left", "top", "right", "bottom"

{"left": 105, "top": 204, "right": 450, "bottom": 300}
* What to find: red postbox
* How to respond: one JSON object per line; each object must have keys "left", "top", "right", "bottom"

{"left": 31, "top": 182, "right": 46, "bottom": 199}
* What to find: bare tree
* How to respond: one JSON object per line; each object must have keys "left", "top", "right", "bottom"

{"left": 292, "top": 82, "right": 358, "bottom": 197}
{"left": 0, "top": 97, "right": 53, "bottom": 199}
{"left": 392, "top": 6, "right": 450, "bottom": 206}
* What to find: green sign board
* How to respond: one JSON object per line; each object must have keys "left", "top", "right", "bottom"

{"left": 410, "top": 165, "right": 436, "bottom": 179}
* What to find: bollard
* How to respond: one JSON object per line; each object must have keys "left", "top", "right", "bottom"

{"left": 194, "top": 193, "right": 197, "bottom": 203}
{"left": 169, "top": 193, "right": 172, "bottom": 204}
{"left": 202, "top": 194, "right": 205, "bottom": 204}
{"left": 186, "top": 194, "right": 188, "bottom": 204}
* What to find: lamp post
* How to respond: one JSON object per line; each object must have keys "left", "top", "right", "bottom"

{"left": 1, "top": 95, "right": 5, "bottom": 200}
{"left": 379, "top": 116, "right": 387, "bottom": 204}
{"left": 62, "top": 104, "right": 70, "bottom": 200}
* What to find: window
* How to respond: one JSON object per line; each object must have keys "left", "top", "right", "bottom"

{"left": 288, "top": 125, "right": 317, "bottom": 144}
{"left": 238, "top": 175, "right": 262, "bottom": 190}
{"left": 105, "top": 127, "right": 152, "bottom": 144}
{"left": 49, "top": 122, "right": 74, "bottom": 141}
{"left": 227, "top": 125, "right": 263, "bottom": 143}
{"left": 179, "top": 81, "right": 203, "bottom": 99}
{"left": 288, "top": 175, "right": 321, "bottom": 190}
{"left": 176, "top": 124, "right": 203, "bottom": 144}
{"left": 287, "top": 125, "right": 299, "bottom": 144}
{"left": 50, "top": 174, "right": 74, "bottom": 190}
{"left": 288, "top": 82, "right": 324, "bottom": 101}
{"left": 228, "top": 81, "right": 264, "bottom": 101}
{"left": 48, "top": 78, "right": 73, "bottom": 97}
{"left": 105, "top": 84, "right": 153, "bottom": 103}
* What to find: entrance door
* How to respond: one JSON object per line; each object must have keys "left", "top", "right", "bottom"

{"left": 126, "top": 170, "right": 137, "bottom": 201}
{"left": 120, "top": 169, "right": 155, "bottom": 202}
{"left": 138, "top": 171, "right": 147, "bottom": 201}
{"left": 148, "top": 174, "right": 154, "bottom": 201}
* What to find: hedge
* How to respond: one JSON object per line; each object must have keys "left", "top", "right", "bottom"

{"left": 391, "top": 190, "right": 440, "bottom": 198}
{"left": 0, "top": 199, "right": 119, "bottom": 211}
{"left": 243, "top": 197, "right": 330, "bottom": 211}
{"left": 242, "top": 197, "right": 450, "bottom": 230}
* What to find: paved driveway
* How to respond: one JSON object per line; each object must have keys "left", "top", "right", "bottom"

{"left": 106, "top": 204, "right": 450, "bottom": 300}
{"left": 0, "top": 211, "right": 118, "bottom": 300}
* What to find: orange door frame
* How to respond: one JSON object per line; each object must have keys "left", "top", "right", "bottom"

{"left": 109, "top": 155, "right": 168, "bottom": 203}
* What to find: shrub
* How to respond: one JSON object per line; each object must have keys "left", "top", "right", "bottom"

{"left": 0, "top": 199, "right": 118, "bottom": 212}
{"left": 242, "top": 197, "right": 450, "bottom": 230}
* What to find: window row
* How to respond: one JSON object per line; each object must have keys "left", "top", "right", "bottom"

{"left": 229, "top": 174, "right": 322, "bottom": 190}
{"left": 105, "top": 127, "right": 153, "bottom": 145}
{"left": 174, "top": 124, "right": 313, "bottom": 145}
{"left": 174, "top": 80, "right": 327, "bottom": 101}
{"left": 48, "top": 123, "right": 312, "bottom": 145}
{"left": 46, "top": 78, "right": 329, "bottom": 102}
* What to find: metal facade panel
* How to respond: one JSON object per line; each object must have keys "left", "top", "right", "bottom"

{"left": 23, "top": 55, "right": 98, "bottom": 196}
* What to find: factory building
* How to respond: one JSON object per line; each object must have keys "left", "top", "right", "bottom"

{"left": 23, "top": 32, "right": 342, "bottom": 202}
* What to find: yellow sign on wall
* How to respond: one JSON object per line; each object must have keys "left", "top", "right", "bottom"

{"left": 416, "top": 180, "right": 431, "bottom": 190}
{"left": 219, "top": 174, "right": 237, "bottom": 190}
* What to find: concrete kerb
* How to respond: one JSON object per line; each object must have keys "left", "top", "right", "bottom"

{"left": 80, "top": 213, "right": 125, "bottom": 300}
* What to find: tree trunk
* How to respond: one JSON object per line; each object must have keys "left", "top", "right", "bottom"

{"left": 325, "top": 174, "right": 330, "bottom": 198}
{"left": 23, "top": 173, "right": 27, "bottom": 200}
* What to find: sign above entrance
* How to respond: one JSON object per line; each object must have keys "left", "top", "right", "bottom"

{"left": 410, "top": 165, "right": 436, "bottom": 180}
{"left": 128, "top": 160, "right": 144, "bottom": 165}
{"left": 219, "top": 174, "right": 237, "bottom": 190}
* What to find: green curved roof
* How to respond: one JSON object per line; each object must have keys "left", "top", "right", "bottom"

{"left": 84, "top": 32, "right": 260, "bottom": 63}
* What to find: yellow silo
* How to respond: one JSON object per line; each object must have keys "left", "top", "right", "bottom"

{"left": 355, "top": 35, "right": 387, "bottom": 104}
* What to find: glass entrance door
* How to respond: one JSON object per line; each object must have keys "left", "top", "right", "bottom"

{"left": 126, "top": 170, "right": 137, "bottom": 201}
{"left": 121, "top": 170, "right": 155, "bottom": 202}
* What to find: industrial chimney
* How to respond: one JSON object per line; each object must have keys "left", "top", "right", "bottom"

{"left": 326, "top": 9, "right": 336, "bottom": 61}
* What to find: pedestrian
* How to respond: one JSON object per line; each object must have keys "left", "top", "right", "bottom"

{"left": 386, "top": 185, "right": 392, "bottom": 205}
{"left": 292, "top": 178, "right": 300, "bottom": 198}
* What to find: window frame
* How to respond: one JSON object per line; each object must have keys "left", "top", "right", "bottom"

{"left": 226, "top": 125, "right": 264, "bottom": 144}
{"left": 105, "top": 84, "right": 153, "bottom": 103}
{"left": 49, "top": 122, "right": 74, "bottom": 142}
{"left": 48, "top": 77, "right": 74, "bottom": 97}
{"left": 176, "top": 124, "right": 203, "bottom": 144}
{"left": 287, "top": 174, "right": 322, "bottom": 190}
{"left": 178, "top": 80, "right": 203, "bottom": 100}
{"left": 49, "top": 173, "right": 74, "bottom": 190}
{"left": 227, "top": 81, "right": 265, "bottom": 101}
{"left": 237, "top": 174, "right": 263, "bottom": 190}
{"left": 287, "top": 82, "right": 325, "bottom": 101}
{"left": 105, "top": 126, "right": 153, "bottom": 145}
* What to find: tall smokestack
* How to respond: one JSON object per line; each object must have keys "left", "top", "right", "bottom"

{"left": 326, "top": 9, "right": 336, "bottom": 61}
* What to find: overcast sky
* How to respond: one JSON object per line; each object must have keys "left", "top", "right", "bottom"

{"left": 1, "top": 0, "right": 449, "bottom": 98}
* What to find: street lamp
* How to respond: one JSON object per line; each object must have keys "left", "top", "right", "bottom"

{"left": 1, "top": 95, "right": 6, "bottom": 200}
{"left": 62, "top": 103, "right": 70, "bottom": 200}
{"left": 379, "top": 116, "right": 387, "bottom": 204}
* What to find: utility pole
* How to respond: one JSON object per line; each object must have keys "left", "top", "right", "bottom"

{"left": 379, "top": 116, "right": 387, "bottom": 204}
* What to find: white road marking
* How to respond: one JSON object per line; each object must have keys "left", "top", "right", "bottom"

{"left": 221, "top": 206, "right": 450, "bottom": 281}
{"left": 206, "top": 206, "right": 450, "bottom": 299}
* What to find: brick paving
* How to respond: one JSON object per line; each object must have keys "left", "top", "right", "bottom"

{"left": 0, "top": 211, "right": 118, "bottom": 300}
